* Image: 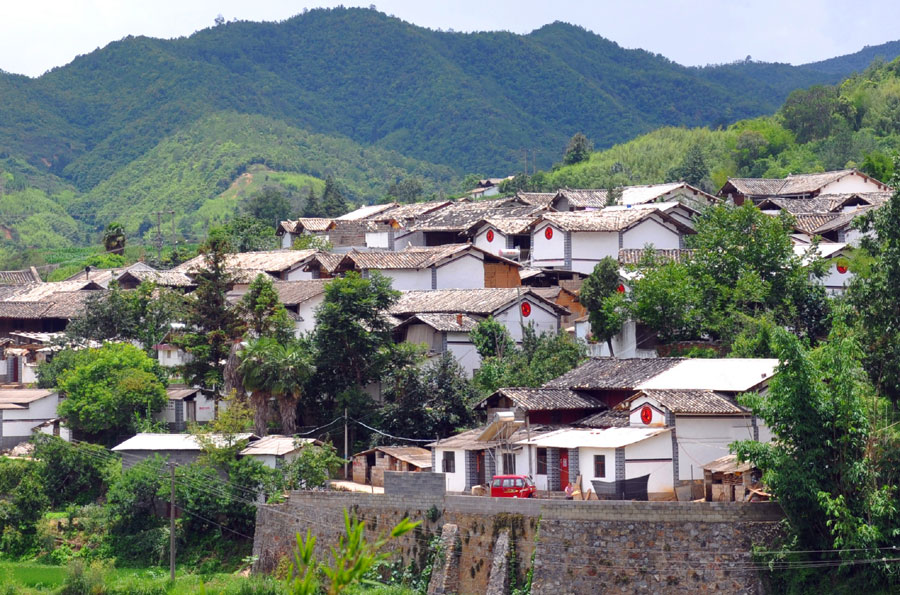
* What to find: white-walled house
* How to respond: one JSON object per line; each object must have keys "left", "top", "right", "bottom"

{"left": 337, "top": 245, "right": 522, "bottom": 291}
{"left": 719, "top": 169, "right": 890, "bottom": 205}
{"left": 793, "top": 242, "right": 853, "bottom": 294}
{"left": 530, "top": 204, "right": 695, "bottom": 275}
{"left": 390, "top": 288, "right": 569, "bottom": 377}
{"left": 240, "top": 435, "right": 321, "bottom": 469}
{"left": 0, "top": 389, "right": 62, "bottom": 449}
{"left": 276, "top": 218, "right": 337, "bottom": 249}
{"left": 174, "top": 250, "right": 329, "bottom": 282}
{"left": 155, "top": 387, "right": 217, "bottom": 432}
{"left": 229, "top": 279, "right": 329, "bottom": 336}
{"left": 470, "top": 217, "right": 538, "bottom": 261}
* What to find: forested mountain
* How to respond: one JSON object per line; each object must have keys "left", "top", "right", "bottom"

{"left": 510, "top": 58, "right": 900, "bottom": 194}
{"left": 1, "top": 6, "right": 899, "bottom": 265}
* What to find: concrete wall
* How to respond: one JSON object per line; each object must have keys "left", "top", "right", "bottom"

{"left": 494, "top": 301, "right": 558, "bottom": 343}
{"left": 1, "top": 393, "right": 60, "bottom": 447}
{"left": 435, "top": 254, "right": 485, "bottom": 290}
{"left": 474, "top": 227, "right": 508, "bottom": 256}
{"left": 295, "top": 295, "right": 325, "bottom": 335}
{"left": 622, "top": 217, "right": 681, "bottom": 250}
{"left": 821, "top": 174, "right": 881, "bottom": 194}
{"left": 570, "top": 231, "right": 618, "bottom": 274}
{"left": 252, "top": 490, "right": 783, "bottom": 594}
{"left": 532, "top": 223, "right": 565, "bottom": 267}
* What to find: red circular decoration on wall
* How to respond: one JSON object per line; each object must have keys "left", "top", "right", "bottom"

{"left": 640, "top": 405, "right": 653, "bottom": 425}
{"left": 521, "top": 302, "right": 532, "bottom": 317}
{"left": 486, "top": 229, "right": 495, "bottom": 243}
{"left": 836, "top": 263, "right": 848, "bottom": 274}
{"left": 616, "top": 283, "right": 626, "bottom": 293}
{"left": 544, "top": 226, "right": 554, "bottom": 240}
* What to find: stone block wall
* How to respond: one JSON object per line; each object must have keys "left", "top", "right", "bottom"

{"left": 253, "top": 490, "right": 783, "bottom": 594}
{"left": 384, "top": 471, "right": 446, "bottom": 499}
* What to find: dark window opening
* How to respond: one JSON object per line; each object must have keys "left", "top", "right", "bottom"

{"left": 536, "top": 448, "right": 548, "bottom": 475}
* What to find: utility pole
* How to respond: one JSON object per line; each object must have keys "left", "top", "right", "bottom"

{"left": 155, "top": 211, "right": 163, "bottom": 262}
{"left": 169, "top": 210, "right": 176, "bottom": 262}
{"left": 169, "top": 462, "right": 176, "bottom": 581}
{"left": 523, "top": 149, "right": 528, "bottom": 176}
{"left": 344, "top": 408, "right": 349, "bottom": 480}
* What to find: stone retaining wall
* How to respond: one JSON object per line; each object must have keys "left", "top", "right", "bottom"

{"left": 252, "top": 489, "right": 782, "bottom": 594}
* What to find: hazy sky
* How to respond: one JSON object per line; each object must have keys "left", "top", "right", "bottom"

{"left": 3, "top": 0, "right": 900, "bottom": 77}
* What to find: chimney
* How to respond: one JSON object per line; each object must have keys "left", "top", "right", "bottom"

{"left": 84, "top": 266, "right": 91, "bottom": 280}
{"left": 456, "top": 313, "right": 463, "bottom": 326}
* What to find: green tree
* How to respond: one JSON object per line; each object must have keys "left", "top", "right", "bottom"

{"left": 66, "top": 280, "right": 184, "bottom": 356}
{"left": 386, "top": 177, "right": 424, "bottom": 203}
{"left": 102, "top": 222, "right": 126, "bottom": 255}
{"left": 860, "top": 150, "right": 894, "bottom": 185}
{"left": 104, "top": 456, "right": 168, "bottom": 563}
{"left": 282, "top": 443, "right": 345, "bottom": 490}
{"left": 292, "top": 234, "right": 333, "bottom": 251}
{"left": 733, "top": 317, "right": 899, "bottom": 590}
{"left": 580, "top": 258, "right": 626, "bottom": 356}
{"left": 320, "top": 176, "right": 349, "bottom": 217}
{"left": 848, "top": 164, "right": 900, "bottom": 402}
{"left": 780, "top": 85, "right": 840, "bottom": 143}
{"left": 469, "top": 316, "right": 515, "bottom": 359}
{"left": 666, "top": 142, "right": 710, "bottom": 188}
{"left": 237, "top": 273, "right": 294, "bottom": 343}
{"left": 563, "top": 132, "right": 593, "bottom": 165}
{"left": 56, "top": 343, "right": 168, "bottom": 441}
{"left": 31, "top": 435, "right": 115, "bottom": 507}
{"left": 175, "top": 230, "right": 245, "bottom": 391}
{"left": 303, "top": 186, "right": 322, "bottom": 218}
{"left": 220, "top": 215, "right": 279, "bottom": 252}
{"left": 627, "top": 257, "right": 702, "bottom": 344}
{"left": 242, "top": 186, "right": 292, "bottom": 226}
{"left": 312, "top": 272, "right": 399, "bottom": 403}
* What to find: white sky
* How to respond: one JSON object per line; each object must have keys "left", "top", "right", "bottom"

{"left": 2, "top": 1, "right": 900, "bottom": 77}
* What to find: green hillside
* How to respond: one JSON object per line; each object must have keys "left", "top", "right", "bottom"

{"left": 521, "top": 58, "right": 900, "bottom": 193}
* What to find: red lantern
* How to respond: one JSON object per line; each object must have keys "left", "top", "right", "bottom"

{"left": 836, "top": 262, "right": 848, "bottom": 274}
{"left": 486, "top": 229, "right": 495, "bottom": 243}
{"left": 521, "top": 302, "right": 532, "bottom": 317}
{"left": 544, "top": 226, "right": 553, "bottom": 240}
{"left": 616, "top": 283, "right": 626, "bottom": 293}
{"left": 640, "top": 405, "right": 653, "bottom": 425}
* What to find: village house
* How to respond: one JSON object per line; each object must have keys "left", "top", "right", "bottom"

{"left": 467, "top": 177, "right": 515, "bottom": 199}
{"left": 112, "top": 433, "right": 258, "bottom": 469}
{"left": 336, "top": 244, "right": 522, "bottom": 290}
{"left": 0, "top": 267, "right": 42, "bottom": 285}
{"left": 359, "top": 200, "right": 453, "bottom": 249}
{"left": 174, "top": 249, "right": 332, "bottom": 282}
{"left": 529, "top": 203, "right": 696, "bottom": 275}
{"left": 114, "top": 269, "right": 196, "bottom": 291}
{"left": 239, "top": 435, "right": 322, "bottom": 469}
{"left": 396, "top": 197, "right": 548, "bottom": 248}
{"left": 468, "top": 216, "right": 539, "bottom": 262}
{"left": 717, "top": 169, "right": 890, "bottom": 205}
{"left": 61, "top": 261, "right": 157, "bottom": 288}
{"left": 549, "top": 183, "right": 716, "bottom": 212}
{"left": 228, "top": 279, "right": 329, "bottom": 335}
{"left": 793, "top": 241, "right": 853, "bottom": 294}
{"left": 351, "top": 446, "right": 432, "bottom": 487}
{"left": 0, "top": 389, "right": 62, "bottom": 450}
{"left": 431, "top": 357, "right": 778, "bottom": 498}
{"left": 276, "top": 218, "right": 336, "bottom": 249}
{"left": 155, "top": 386, "right": 217, "bottom": 432}
{"left": 0, "top": 280, "right": 101, "bottom": 341}
{"left": 389, "top": 288, "right": 568, "bottom": 377}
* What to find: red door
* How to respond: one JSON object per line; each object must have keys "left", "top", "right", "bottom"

{"left": 559, "top": 450, "right": 569, "bottom": 488}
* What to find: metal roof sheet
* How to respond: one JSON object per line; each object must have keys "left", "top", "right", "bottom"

{"left": 636, "top": 359, "right": 778, "bottom": 392}
{"left": 112, "top": 433, "right": 256, "bottom": 451}
{"left": 336, "top": 203, "right": 399, "bottom": 221}
{"left": 239, "top": 435, "right": 319, "bottom": 456}
{"left": 516, "top": 427, "right": 670, "bottom": 449}
{"left": 166, "top": 388, "right": 201, "bottom": 401}
{"left": 0, "top": 389, "right": 55, "bottom": 404}
{"left": 353, "top": 446, "right": 432, "bottom": 468}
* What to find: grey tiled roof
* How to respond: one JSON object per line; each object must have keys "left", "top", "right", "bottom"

{"left": 543, "top": 357, "right": 683, "bottom": 390}
{"left": 574, "top": 410, "right": 629, "bottom": 428}
{"left": 554, "top": 189, "right": 608, "bottom": 208}
{"left": 410, "top": 198, "right": 545, "bottom": 232}
{"left": 634, "top": 389, "right": 747, "bottom": 414}
{"left": 395, "top": 313, "right": 481, "bottom": 332}
{"left": 390, "top": 288, "right": 567, "bottom": 317}
{"left": 478, "top": 387, "right": 606, "bottom": 411}
{"left": 0, "top": 268, "right": 41, "bottom": 285}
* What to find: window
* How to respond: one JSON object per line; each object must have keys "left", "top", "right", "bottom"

{"left": 594, "top": 454, "right": 606, "bottom": 478}
{"left": 502, "top": 453, "right": 516, "bottom": 474}
{"left": 442, "top": 451, "right": 455, "bottom": 473}
{"left": 514, "top": 478, "right": 524, "bottom": 488}
{"left": 536, "top": 448, "right": 548, "bottom": 475}
{"left": 492, "top": 478, "right": 502, "bottom": 487}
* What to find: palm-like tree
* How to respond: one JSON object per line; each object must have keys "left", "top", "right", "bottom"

{"left": 103, "top": 222, "right": 126, "bottom": 255}
{"left": 237, "top": 338, "right": 315, "bottom": 436}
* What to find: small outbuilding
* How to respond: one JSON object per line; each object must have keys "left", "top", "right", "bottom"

{"left": 111, "top": 433, "right": 257, "bottom": 469}
{"left": 239, "top": 435, "right": 322, "bottom": 469}
{"left": 351, "top": 446, "right": 432, "bottom": 487}
{"left": 702, "top": 454, "right": 767, "bottom": 502}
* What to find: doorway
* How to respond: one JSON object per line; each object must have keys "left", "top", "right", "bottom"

{"left": 475, "top": 451, "right": 486, "bottom": 485}
{"left": 559, "top": 449, "right": 569, "bottom": 488}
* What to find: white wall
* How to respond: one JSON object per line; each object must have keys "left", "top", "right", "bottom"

{"left": 820, "top": 174, "right": 883, "bottom": 195}
{"left": 474, "top": 228, "right": 508, "bottom": 256}
{"left": 366, "top": 232, "right": 391, "bottom": 249}
{"left": 621, "top": 218, "right": 681, "bottom": 250}
{"left": 494, "top": 300, "right": 558, "bottom": 343}
{"left": 436, "top": 254, "right": 485, "bottom": 290}
{"left": 578, "top": 446, "right": 616, "bottom": 494}
{"left": 570, "top": 231, "right": 619, "bottom": 275}
{"left": 446, "top": 334, "right": 481, "bottom": 378}
{"left": 674, "top": 416, "right": 758, "bottom": 482}
{"left": 532, "top": 223, "right": 565, "bottom": 267}
{"left": 377, "top": 269, "right": 432, "bottom": 291}
{"left": 295, "top": 295, "right": 326, "bottom": 335}
{"left": 3, "top": 393, "right": 60, "bottom": 439}
{"left": 624, "top": 431, "right": 674, "bottom": 497}
{"left": 158, "top": 348, "right": 191, "bottom": 368}
{"left": 285, "top": 267, "right": 316, "bottom": 281}
{"left": 281, "top": 234, "right": 295, "bottom": 249}
{"left": 582, "top": 320, "right": 653, "bottom": 358}
{"left": 433, "top": 448, "right": 466, "bottom": 492}
{"left": 820, "top": 261, "right": 852, "bottom": 295}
